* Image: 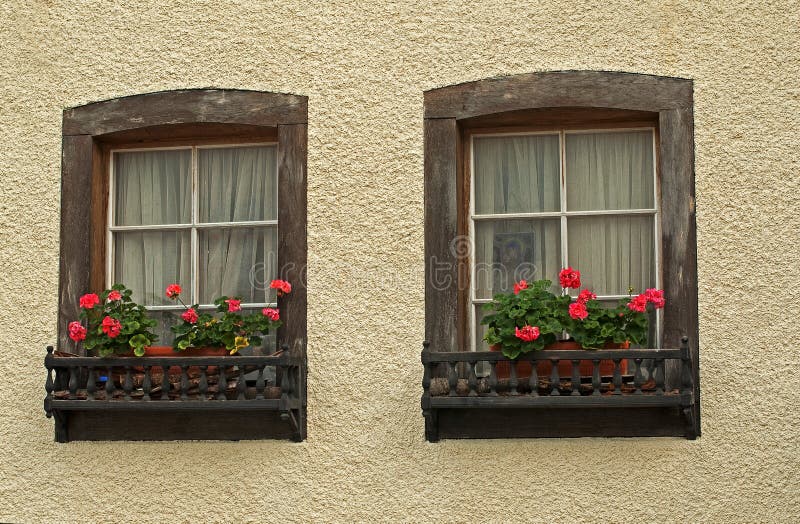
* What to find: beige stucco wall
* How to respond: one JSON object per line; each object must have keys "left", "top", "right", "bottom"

{"left": 1, "top": 1, "right": 798, "bottom": 522}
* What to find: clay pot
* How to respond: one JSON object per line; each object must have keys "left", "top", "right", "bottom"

{"left": 537, "top": 340, "right": 629, "bottom": 378}
{"left": 489, "top": 345, "right": 532, "bottom": 380}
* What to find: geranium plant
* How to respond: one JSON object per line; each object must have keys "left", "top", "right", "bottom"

{"left": 67, "top": 284, "right": 158, "bottom": 356}
{"left": 482, "top": 267, "right": 665, "bottom": 358}
{"left": 167, "top": 280, "right": 289, "bottom": 355}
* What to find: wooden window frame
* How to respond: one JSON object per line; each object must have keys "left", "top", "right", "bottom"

{"left": 423, "top": 71, "right": 700, "bottom": 435}
{"left": 59, "top": 89, "right": 307, "bottom": 359}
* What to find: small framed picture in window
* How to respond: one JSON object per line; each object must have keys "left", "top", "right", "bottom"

{"left": 492, "top": 231, "right": 535, "bottom": 294}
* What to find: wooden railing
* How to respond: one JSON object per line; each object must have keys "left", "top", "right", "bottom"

{"left": 421, "top": 337, "right": 697, "bottom": 441}
{"left": 44, "top": 345, "right": 306, "bottom": 442}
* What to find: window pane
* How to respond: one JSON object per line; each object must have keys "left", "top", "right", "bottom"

{"left": 565, "top": 130, "right": 654, "bottom": 211}
{"left": 113, "top": 231, "right": 191, "bottom": 306}
{"left": 473, "top": 218, "right": 561, "bottom": 300}
{"left": 567, "top": 215, "right": 655, "bottom": 295}
{"left": 199, "top": 227, "right": 277, "bottom": 304}
{"left": 113, "top": 149, "right": 191, "bottom": 225}
{"left": 198, "top": 146, "right": 277, "bottom": 223}
{"left": 473, "top": 134, "right": 560, "bottom": 214}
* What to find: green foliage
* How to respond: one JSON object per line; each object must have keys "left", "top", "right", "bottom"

{"left": 564, "top": 300, "right": 649, "bottom": 349}
{"left": 80, "top": 284, "right": 158, "bottom": 357}
{"left": 171, "top": 296, "right": 281, "bottom": 355}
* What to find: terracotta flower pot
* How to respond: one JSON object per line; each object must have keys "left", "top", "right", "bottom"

{"left": 121, "top": 346, "right": 230, "bottom": 377}
{"left": 537, "top": 341, "right": 629, "bottom": 378}
{"left": 489, "top": 345, "right": 532, "bottom": 380}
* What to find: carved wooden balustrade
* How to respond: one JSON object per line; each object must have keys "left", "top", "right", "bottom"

{"left": 421, "top": 337, "right": 697, "bottom": 440}
{"left": 44, "top": 345, "right": 306, "bottom": 442}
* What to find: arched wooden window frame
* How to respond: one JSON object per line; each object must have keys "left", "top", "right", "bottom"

{"left": 423, "top": 71, "right": 700, "bottom": 433}
{"left": 59, "top": 89, "right": 308, "bottom": 358}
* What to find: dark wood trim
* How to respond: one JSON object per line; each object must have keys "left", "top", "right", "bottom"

{"left": 423, "top": 71, "right": 699, "bottom": 437}
{"left": 424, "top": 118, "right": 459, "bottom": 351}
{"left": 424, "top": 71, "right": 693, "bottom": 119}
{"left": 63, "top": 89, "right": 307, "bottom": 136}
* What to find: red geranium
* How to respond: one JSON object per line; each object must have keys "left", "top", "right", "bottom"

{"left": 101, "top": 316, "right": 122, "bottom": 338}
{"left": 68, "top": 321, "right": 86, "bottom": 342}
{"left": 513, "top": 279, "right": 528, "bottom": 295}
{"left": 107, "top": 290, "right": 122, "bottom": 301}
{"left": 270, "top": 279, "right": 292, "bottom": 296}
{"left": 79, "top": 293, "right": 100, "bottom": 309}
{"left": 226, "top": 299, "right": 241, "bottom": 312}
{"left": 569, "top": 301, "right": 589, "bottom": 320}
{"left": 645, "top": 288, "right": 666, "bottom": 309}
{"left": 181, "top": 308, "right": 198, "bottom": 324}
{"left": 514, "top": 325, "right": 540, "bottom": 342}
{"left": 262, "top": 307, "right": 280, "bottom": 321}
{"left": 576, "top": 289, "right": 596, "bottom": 304}
{"left": 559, "top": 267, "right": 581, "bottom": 289}
{"left": 627, "top": 294, "right": 648, "bottom": 313}
{"left": 166, "top": 284, "right": 182, "bottom": 299}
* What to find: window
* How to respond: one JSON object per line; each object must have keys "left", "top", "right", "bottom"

{"left": 108, "top": 143, "right": 279, "bottom": 350}
{"left": 423, "top": 72, "right": 699, "bottom": 438}
{"left": 55, "top": 89, "right": 308, "bottom": 441}
{"left": 469, "top": 127, "right": 660, "bottom": 351}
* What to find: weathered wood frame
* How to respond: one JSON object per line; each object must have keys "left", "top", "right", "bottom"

{"left": 58, "top": 89, "right": 308, "bottom": 441}
{"left": 423, "top": 71, "right": 700, "bottom": 436}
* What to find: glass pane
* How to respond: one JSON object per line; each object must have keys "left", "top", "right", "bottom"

{"left": 199, "top": 146, "right": 278, "bottom": 223}
{"left": 113, "top": 231, "right": 191, "bottom": 306}
{"left": 113, "top": 149, "right": 191, "bottom": 225}
{"left": 473, "top": 218, "right": 561, "bottom": 300}
{"left": 473, "top": 134, "right": 560, "bottom": 214}
{"left": 565, "top": 130, "right": 654, "bottom": 211}
{"left": 199, "top": 227, "right": 277, "bottom": 304}
{"left": 475, "top": 305, "right": 491, "bottom": 352}
{"left": 567, "top": 215, "right": 655, "bottom": 296}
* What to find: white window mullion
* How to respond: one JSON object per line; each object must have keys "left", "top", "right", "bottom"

{"left": 106, "top": 152, "right": 116, "bottom": 288}
{"left": 559, "top": 130, "right": 569, "bottom": 286}
{"left": 191, "top": 146, "right": 199, "bottom": 305}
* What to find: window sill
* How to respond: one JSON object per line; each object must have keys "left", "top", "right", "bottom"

{"left": 44, "top": 347, "right": 306, "bottom": 442}
{"left": 420, "top": 341, "right": 698, "bottom": 441}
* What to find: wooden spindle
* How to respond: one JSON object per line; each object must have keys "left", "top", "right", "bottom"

{"left": 633, "top": 358, "right": 644, "bottom": 394}
{"left": 142, "top": 366, "right": 151, "bottom": 401}
{"left": 161, "top": 365, "right": 171, "bottom": 400}
{"left": 528, "top": 363, "right": 538, "bottom": 397}
{"left": 68, "top": 367, "right": 78, "bottom": 399}
{"left": 549, "top": 359, "right": 560, "bottom": 396}
{"left": 123, "top": 367, "right": 133, "bottom": 400}
{"left": 238, "top": 366, "right": 247, "bottom": 400}
{"left": 217, "top": 365, "right": 227, "bottom": 400}
{"left": 87, "top": 367, "right": 96, "bottom": 400}
{"left": 180, "top": 365, "right": 189, "bottom": 400}
{"left": 509, "top": 360, "right": 519, "bottom": 396}
{"left": 591, "top": 359, "right": 601, "bottom": 396}
{"left": 199, "top": 366, "right": 208, "bottom": 400}
{"left": 255, "top": 365, "right": 266, "bottom": 400}
{"left": 488, "top": 362, "right": 498, "bottom": 396}
{"left": 467, "top": 361, "right": 477, "bottom": 397}
{"left": 612, "top": 359, "right": 622, "bottom": 395}
{"left": 655, "top": 358, "right": 665, "bottom": 394}
{"left": 571, "top": 359, "right": 581, "bottom": 396}
{"left": 106, "top": 366, "right": 115, "bottom": 400}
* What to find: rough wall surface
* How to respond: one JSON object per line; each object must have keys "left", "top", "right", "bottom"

{"left": 1, "top": 1, "right": 798, "bottom": 522}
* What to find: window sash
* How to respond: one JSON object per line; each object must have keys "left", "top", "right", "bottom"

{"left": 107, "top": 143, "right": 279, "bottom": 308}
{"left": 468, "top": 127, "right": 661, "bottom": 351}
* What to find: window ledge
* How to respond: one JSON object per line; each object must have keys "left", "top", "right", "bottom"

{"left": 44, "top": 346, "right": 306, "bottom": 442}
{"left": 420, "top": 341, "right": 697, "bottom": 441}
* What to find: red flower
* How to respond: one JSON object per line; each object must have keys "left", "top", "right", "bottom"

{"left": 68, "top": 321, "right": 86, "bottom": 342}
{"left": 576, "top": 289, "right": 596, "bottom": 304}
{"left": 262, "top": 307, "right": 280, "bottom": 321}
{"left": 569, "top": 301, "right": 589, "bottom": 320}
{"left": 515, "top": 325, "right": 540, "bottom": 342}
{"left": 559, "top": 267, "right": 581, "bottom": 289}
{"left": 101, "top": 316, "right": 122, "bottom": 338}
{"left": 79, "top": 293, "right": 100, "bottom": 309}
{"left": 226, "top": 299, "right": 241, "bottom": 312}
{"left": 181, "top": 308, "right": 198, "bottom": 324}
{"left": 627, "top": 294, "right": 648, "bottom": 313}
{"left": 107, "top": 290, "right": 122, "bottom": 301}
{"left": 270, "top": 279, "right": 292, "bottom": 296}
{"left": 645, "top": 288, "right": 666, "bottom": 309}
{"left": 166, "top": 284, "right": 182, "bottom": 299}
{"left": 513, "top": 279, "right": 528, "bottom": 295}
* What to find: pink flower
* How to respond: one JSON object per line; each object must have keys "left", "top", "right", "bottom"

{"left": 577, "top": 289, "right": 596, "bottom": 304}
{"left": 559, "top": 267, "right": 581, "bottom": 289}
{"left": 101, "top": 316, "right": 122, "bottom": 338}
{"left": 79, "top": 293, "right": 100, "bottom": 309}
{"left": 107, "top": 290, "right": 122, "bottom": 301}
{"left": 513, "top": 279, "right": 528, "bottom": 295}
{"left": 226, "top": 299, "right": 241, "bottom": 312}
{"left": 165, "top": 284, "right": 182, "bottom": 299}
{"left": 270, "top": 279, "right": 292, "bottom": 296}
{"left": 645, "top": 288, "right": 666, "bottom": 309}
{"left": 68, "top": 321, "right": 86, "bottom": 342}
{"left": 181, "top": 308, "right": 198, "bottom": 324}
{"left": 514, "top": 325, "right": 540, "bottom": 342}
{"left": 262, "top": 307, "right": 280, "bottom": 321}
{"left": 569, "top": 301, "right": 589, "bottom": 320}
{"left": 627, "top": 294, "right": 648, "bottom": 313}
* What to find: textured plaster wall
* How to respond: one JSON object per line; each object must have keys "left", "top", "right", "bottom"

{"left": 0, "top": 1, "right": 798, "bottom": 522}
